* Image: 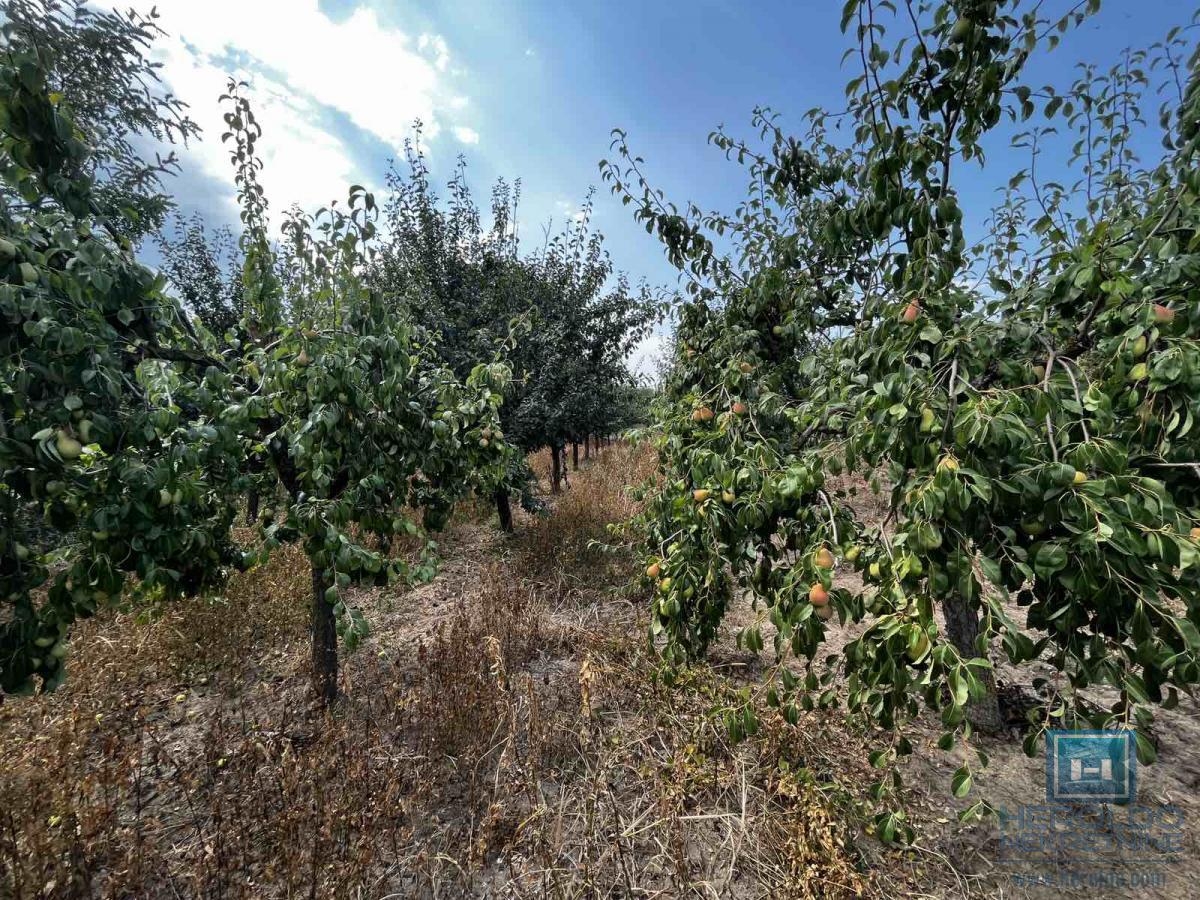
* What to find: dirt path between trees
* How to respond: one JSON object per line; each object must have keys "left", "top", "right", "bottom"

{"left": 3, "top": 445, "right": 1195, "bottom": 898}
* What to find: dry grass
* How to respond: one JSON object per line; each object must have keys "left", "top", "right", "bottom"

{"left": 0, "top": 441, "right": 910, "bottom": 899}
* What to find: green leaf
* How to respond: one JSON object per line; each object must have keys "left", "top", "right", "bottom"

{"left": 951, "top": 766, "right": 972, "bottom": 798}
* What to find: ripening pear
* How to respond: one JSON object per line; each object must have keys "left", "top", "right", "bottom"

{"left": 1129, "top": 362, "right": 1149, "bottom": 381}
{"left": 1153, "top": 303, "right": 1175, "bottom": 324}
{"left": 902, "top": 300, "right": 921, "bottom": 323}
{"left": 1131, "top": 335, "right": 1148, "bottom": 358}
{"left": 693, "top": 489, "right": 711, "bottom": 502}
{"left": 295, "top": 350, "right": 312, "bottom": 367}
{"left": 949, "top": 16, "right": 973, "bottom": 44}
{"left": 936, "top": 455, "right": 959, "bottom": 473}
{"left": 646, "top": 562, "right": 661, "bottom": 579}
{"left": 815, "top": 604, "right": 834, "bottom": 621}
{"left": 919, "top": 407, "right": 936, "bottom": 433}
{"left": 808, "top": 583, "right": 830, "bottom": 606}
{"left": 721, "top": 489, "right": 736, "bottom": 504}
{"left": 739, "top": 361, "right": 754, "bottom": 374}
{"left": 731, "top": 401, "right": 748, "bottom": 415}
{"left": 1191, "top": 527, "right": 1200, "bottom": 541}
{"left": 54, "top": 429, "right": 82, "bottom": 461}
{"left": 906, "top": 630, "right": 931, "bottom": 662}
{"left": 814, "top": 547, "right": 835, "bottom": 569}
{"left": 1072, "top": 471, "right": 1088, "bottom": 486}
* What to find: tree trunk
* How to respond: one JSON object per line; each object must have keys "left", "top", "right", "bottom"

{"left": 311, "top": 565, "right": 338, "bottom": 705}
{"left": 550, "top": 445, "right": 562, "bottom": 494}
{"left": 246, "top": 490, "right": 260, "bottom": 525}
{"left": 572, "top": 441, "right": 579, "bottom": 471}
{"left": 584, "top": 436, "right": 591, "bottom": 461}
{"left": 495, "top": 488, "right": 513, "bottom": 533}
{"left": 942, "top": 594, "right": 1002, "bottom": 732}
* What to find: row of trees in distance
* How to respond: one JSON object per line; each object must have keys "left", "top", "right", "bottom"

{"left": 0, "top": 0, "right": 657, "bottom": 700}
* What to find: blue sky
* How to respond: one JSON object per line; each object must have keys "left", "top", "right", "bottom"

{"left": 106, "top": 0, "right": 1195, "bottom": 371}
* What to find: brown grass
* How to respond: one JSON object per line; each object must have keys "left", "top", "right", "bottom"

{"left": 0, "top": 441, "right": 903, "bottom": 899}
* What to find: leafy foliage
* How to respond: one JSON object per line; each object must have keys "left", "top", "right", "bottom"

{"left": 155, "top": 213, "right": 244, "bottom": 342}
{"left": 607, "top": 0, "right": 1200, "bottom": 830}
{"left": 1, "top": 0, "right": 199, "bottom": 240}
{"left": 0, "top": 41, "right": 237, "bottom": 693}
{"left": 374, "top": 143, "right": 659, "bottom": 473}
{"left": 0, "top": 35, "right": 510, "bottom": 700}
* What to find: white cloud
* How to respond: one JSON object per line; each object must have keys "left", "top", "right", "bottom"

{"left": 94, "top": 0, "right": 478, "bottom": 224}
{"left": 418, "top": 34, "right": 451, "bottom": 72}
{"left": 453, "top": 126, "right": 480, "bottom": 145}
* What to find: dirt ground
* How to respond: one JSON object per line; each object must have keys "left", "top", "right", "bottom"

{"left": 1, "top": 445, "right": 1197, "bottom": 898}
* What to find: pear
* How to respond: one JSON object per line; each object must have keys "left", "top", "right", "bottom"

{"left": 906, "top": 630, "right": 931, "bottom": 662}
{"left": 949, "top": 17, "right": 973, "bottom": 44}
{"left": 54, "top": 430, "right": 83, "bottom": 461}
